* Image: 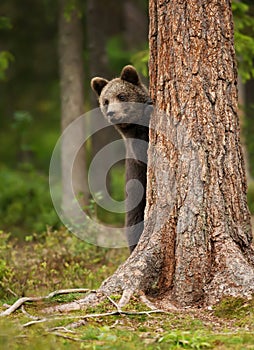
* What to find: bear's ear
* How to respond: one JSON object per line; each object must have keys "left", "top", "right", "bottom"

{"left": 91, "top": 77, "right": 108, "bottom": 97}
{"left": 120, "top": 65, "right": 141, "bottom": 86}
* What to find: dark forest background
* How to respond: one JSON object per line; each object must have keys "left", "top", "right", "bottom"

{"left": 0, "top": 0, "right": 254, "bottom": 238}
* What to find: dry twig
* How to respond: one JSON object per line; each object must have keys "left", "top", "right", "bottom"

{"left": 22, "top": 309, "right": 168, "bottom": 329}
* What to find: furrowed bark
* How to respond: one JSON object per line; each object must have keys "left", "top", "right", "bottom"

{"left": 98, "top": 0, "right": 254, "bottom": 308}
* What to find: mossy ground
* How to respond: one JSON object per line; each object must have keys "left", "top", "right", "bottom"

{"left": 1, "top": 229, "right": 254, "bottom": 349}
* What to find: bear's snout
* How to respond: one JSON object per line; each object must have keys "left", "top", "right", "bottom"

{"left": 107, "top": 110, "right": 116, "bottom": 118}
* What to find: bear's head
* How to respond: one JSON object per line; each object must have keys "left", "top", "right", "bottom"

{"left": 91, "top": 65, "right": 150, "bottom": 127}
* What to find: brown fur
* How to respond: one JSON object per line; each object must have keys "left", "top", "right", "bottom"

{"left": 91, "top": 65, "right": 151, "bottom": 253}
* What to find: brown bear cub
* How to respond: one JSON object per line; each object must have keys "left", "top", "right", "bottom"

{"left": 91, "top": 65, "right": 152, "bottom": 253}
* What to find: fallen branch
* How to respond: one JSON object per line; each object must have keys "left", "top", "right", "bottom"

{"left": 23, "top": 309, "right": 168, "bottom": 328}
{"left": 48, "top": 326, "right": 77, "bottom": 333}
{"left": 21, "top": 305, "right": 41, "bottom": 320}
{"left": 46, "top": 288, "right": 91, "bottom": 298}
{"left": 107, "top": 295, "right": 122, "bottom": 312}
{"left": 0, "top": 297, "right": 40, "bottom": 317}
{"left": 0, "top": 288, "right": 91, "bottom": 317}
{"left": 49, "top": 332, "right": 85, "bottom": 342}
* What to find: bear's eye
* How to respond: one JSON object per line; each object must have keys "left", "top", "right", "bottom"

{"left": 103, "top": 99, "right": 109, "bottom": 106}
{"left": 117, "top": 94, "right": 127, "bottom": 102}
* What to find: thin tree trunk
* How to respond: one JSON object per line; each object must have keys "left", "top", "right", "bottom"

{"left": 98, "top": 0, "right": 254, "bottom": 308}
{"left": 58, "top": 0, "right": 88, "bottom": 210}
{"left": 123, "top": 0, "right": 148, "bottom": 51}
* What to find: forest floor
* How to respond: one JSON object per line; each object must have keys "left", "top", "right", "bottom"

{"left": 0, "top": 227, "right": 254, "bottom": 350}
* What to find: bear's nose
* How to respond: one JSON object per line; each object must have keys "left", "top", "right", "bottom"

{"left": 107, "top": 111, "right": 116, "bottom": 118}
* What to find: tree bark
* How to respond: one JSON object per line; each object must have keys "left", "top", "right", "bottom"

{"left": 58, "top": 0, "right": 88, "bottom": 210}
{"left": 98, "top": 0, "right": 254, "bottom": 308}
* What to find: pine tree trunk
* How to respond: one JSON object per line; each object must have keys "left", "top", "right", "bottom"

{"left": 58, "top": 0, "right": 88, "bottom": 209}
{"left": 123, "top": 0, "right": 148, "bottom": 51}
{"left": 98, "top": 0, "right": 254, "bottom": 308}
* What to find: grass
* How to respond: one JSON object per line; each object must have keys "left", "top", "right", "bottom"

{"left": 1, "top": 229, "right": 254, "bottom": 349}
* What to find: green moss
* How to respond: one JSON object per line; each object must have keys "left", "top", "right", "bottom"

{"left": 214, "top": 296, "right": 254, "bottom": 320}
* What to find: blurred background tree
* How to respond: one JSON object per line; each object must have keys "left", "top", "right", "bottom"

{"left": 0, "top": 0, "right": 253, "bottom": 238}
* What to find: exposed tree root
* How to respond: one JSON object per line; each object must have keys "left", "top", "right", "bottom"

{"left": 2, "top": 230, "right": 254, "bottom": 321}
{"left": 0, "top": 288, "right": 91, "bottom": 316}
{"left": 0, "top": 282, "right": 167, "bottom": 334}
{"left": 118, "top": 290, "right": 133, "bottom": 308}
{"left": 42, "top": 290, "right": 102, "bottom": 314}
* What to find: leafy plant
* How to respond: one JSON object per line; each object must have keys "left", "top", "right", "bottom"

{"left": 158, "top": 331, "right": 211, "bottom": 349}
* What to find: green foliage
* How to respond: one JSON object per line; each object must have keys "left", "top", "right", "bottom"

{"left": 63, "top": 0, "right": 83, "bottom": 21}
{"left": 106, "top": 35, "right": 149, "bottom": 77}
{"left": 0, "top": 16, "right": 13, "bottom": 80}
{"left": 0, "top": 163, "right": 126, "bottom": 239}
{"left": 12, "top": 110, "right": 34, "bottom": 153}
{"left": 0, "top": 228, "right": 127, "bottom": 298}
{"left": 12, "top": 110, "right": 33, "bottom": 129}
{"left": 0, "top": 16, "right": 12, "bottom": 30}
{"left": 158, "top": 331, "right": 211, "bottom": 349}
{"left": 0, "top": 51, "right": 14, "bottom": 80}
{"left": 233, "top": 1, "right": 254, "bottom": 82}
{"left": 131, "top": 48, "right": 149, "bottom": 78}
{"left": 0, "top": 166, "right": 60, "bottom": 237}
{"left": 106, "top": 36, "right": 133, "bottom": 72}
